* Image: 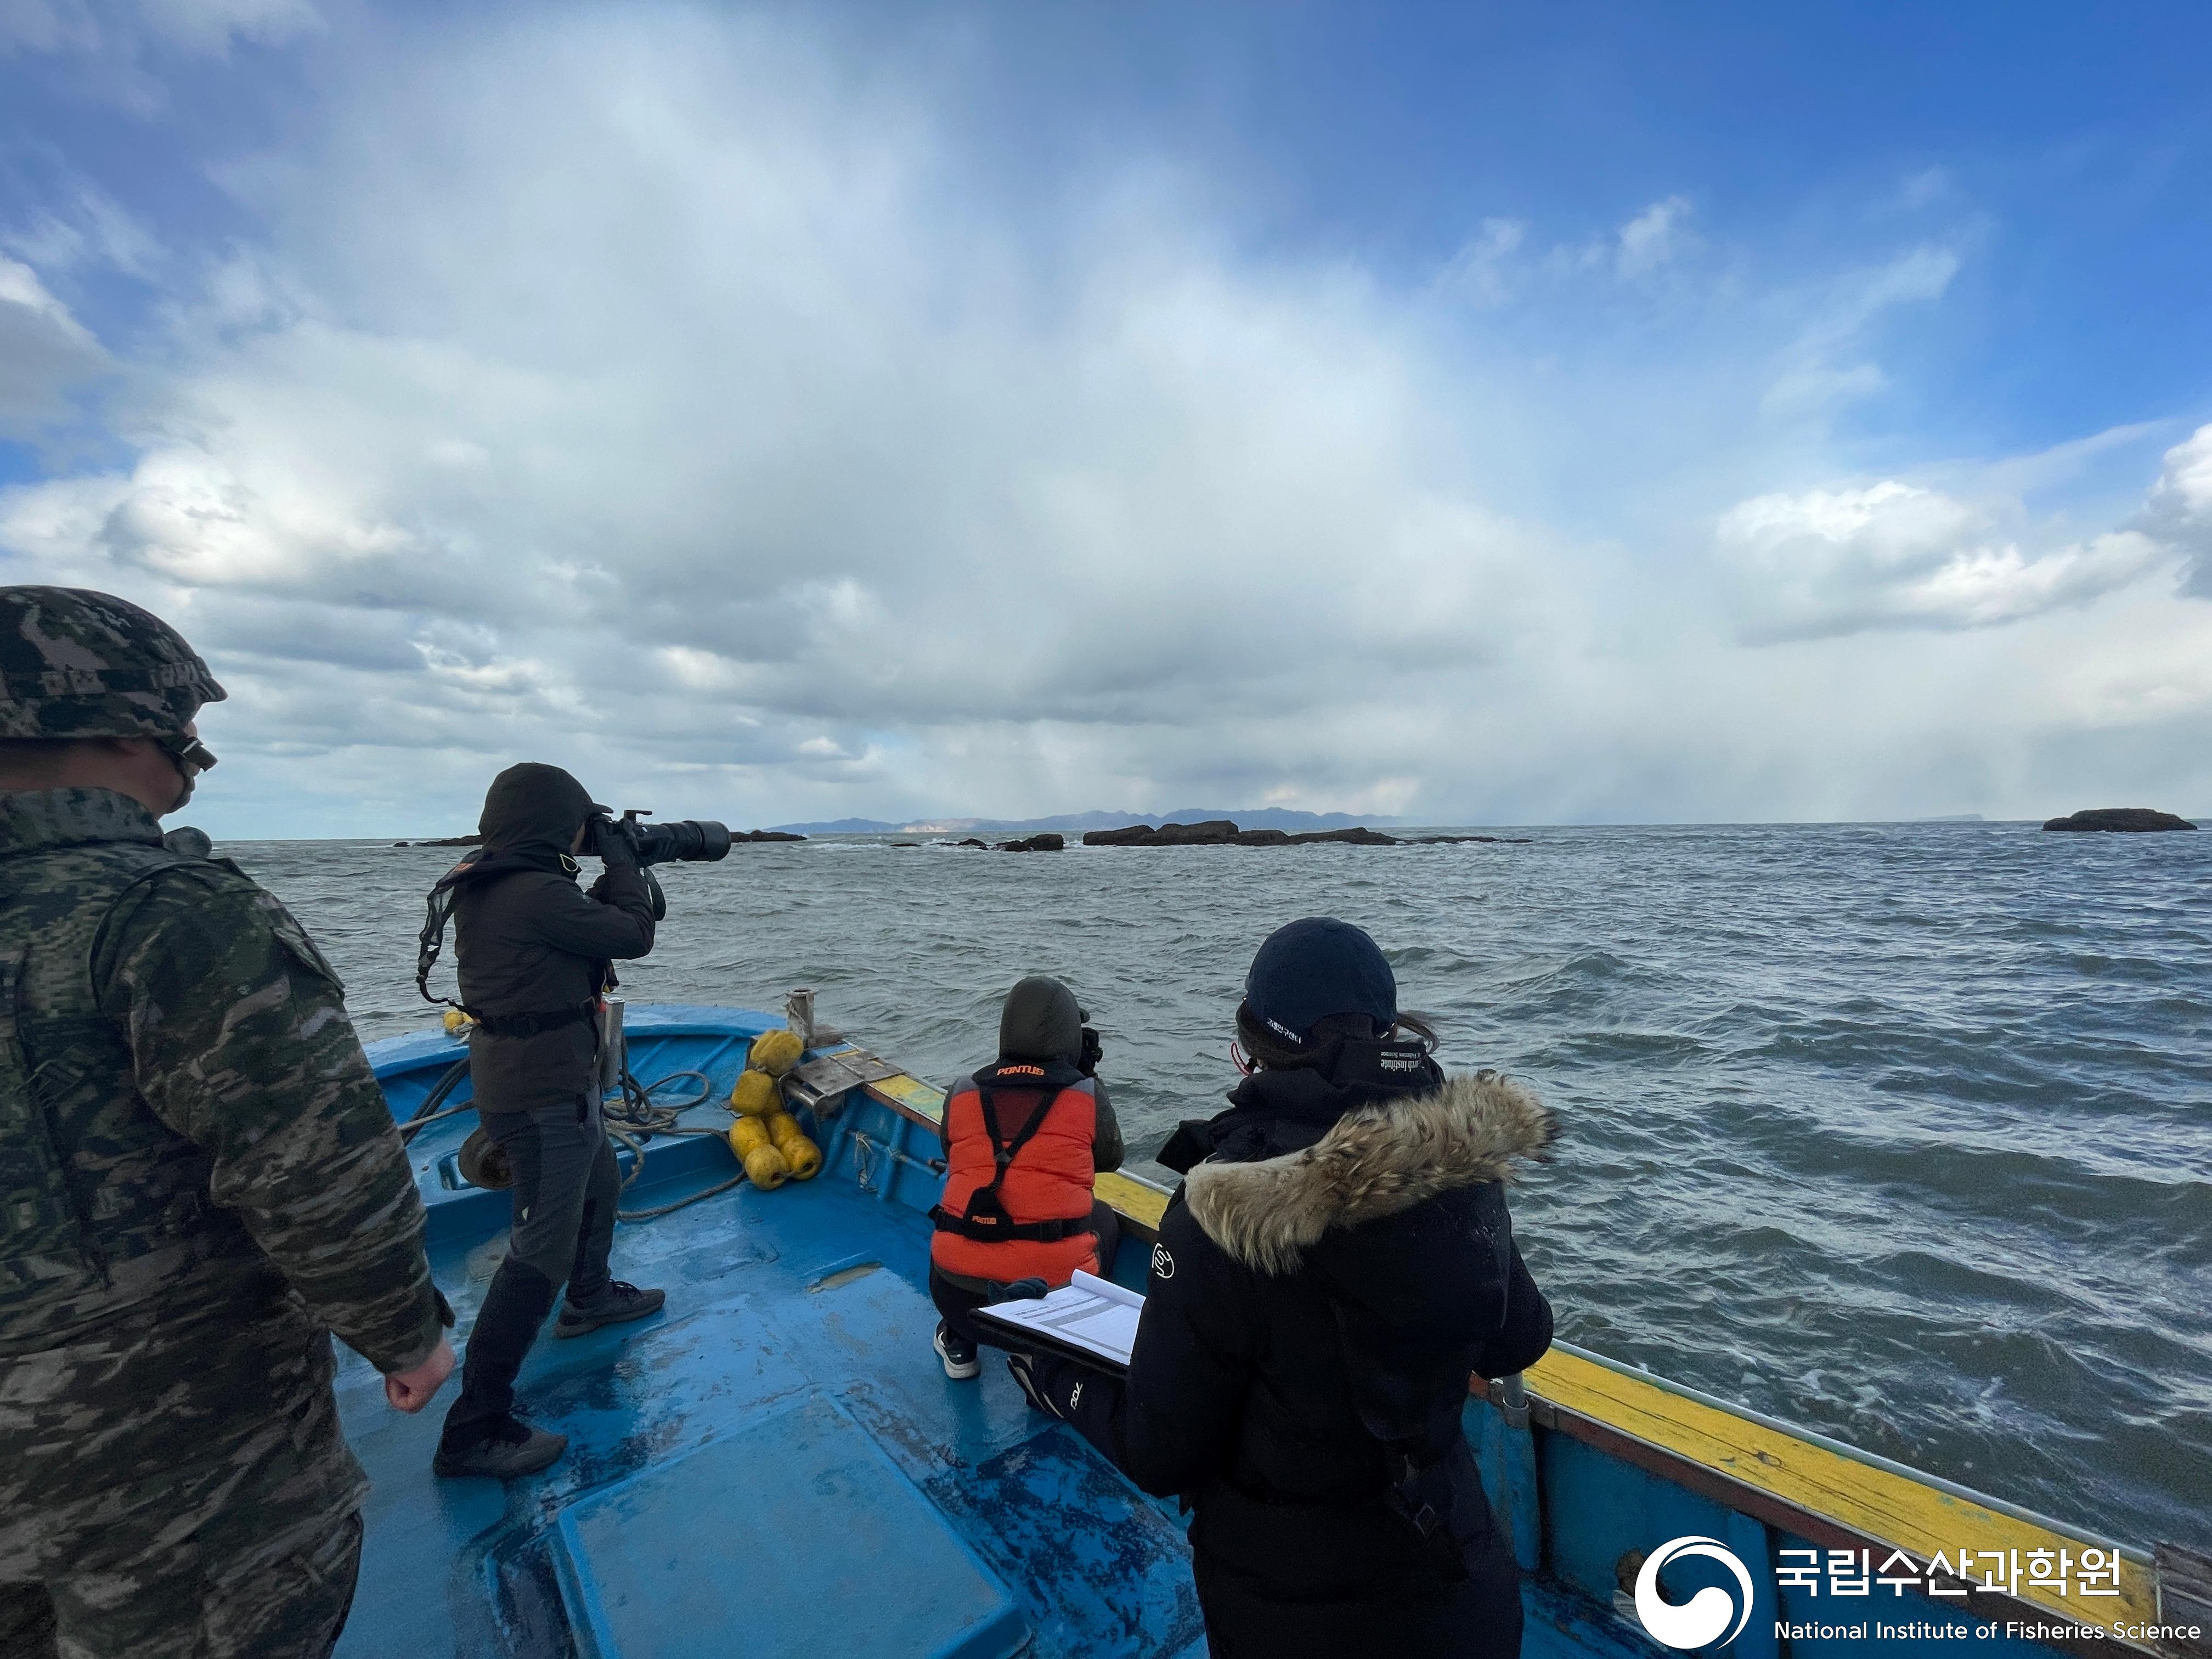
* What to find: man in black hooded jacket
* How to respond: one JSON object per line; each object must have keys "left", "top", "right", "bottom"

{"left": 431, "top": 763, "right": 666, "bottom": 1480}
{"left": 1009, "top": 918, "right": 1555, "bottom": 1659}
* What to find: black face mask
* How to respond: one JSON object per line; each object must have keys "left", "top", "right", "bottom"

{"left": 1313, "top": 1036, "right": 1442, "bottom": 1093}
{"left": 1157, "top": 1035, "right": 1444, "bottom": 1175}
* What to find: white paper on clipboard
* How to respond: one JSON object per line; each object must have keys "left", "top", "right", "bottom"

{"left": 970, "top": 1269, "right": 1144, "bottom": 1368}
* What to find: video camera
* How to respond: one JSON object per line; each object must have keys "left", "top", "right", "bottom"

{"left": 583, "top": 810, "right": 735, "bottom": 867}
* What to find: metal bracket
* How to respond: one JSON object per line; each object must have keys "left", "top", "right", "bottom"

{"left": 783, "top": 986, "right": 844, "bottom": 1050}
{"left": 1500, "top": 1372, "right": 1531, "bottom": 1430}
{"left": 782, "top": 1046, "right": 905, "bottom": 1114}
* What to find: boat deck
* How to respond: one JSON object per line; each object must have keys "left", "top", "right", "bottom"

{"left": 336, "top": 1008, "right": 2176, "bottom": 1659}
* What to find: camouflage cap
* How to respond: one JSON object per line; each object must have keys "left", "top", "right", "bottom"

{"left": 0, "top": 586, "right": 227, "bottom": 740}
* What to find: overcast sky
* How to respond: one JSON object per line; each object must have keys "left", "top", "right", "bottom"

{"left": 3, "top": 1, "right": 2209, "bottom": 836}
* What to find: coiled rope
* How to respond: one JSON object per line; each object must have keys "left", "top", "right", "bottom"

{"left": 397, "top": 1054, "right": 748, "bottom": 1222}
{"left": 397, "top": 1058, "right": 473, "bottom": 1144}
{"left": 605, "top": 1068, "right": 750, "bottom": 1221}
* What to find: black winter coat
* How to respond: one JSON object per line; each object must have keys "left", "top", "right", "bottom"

{"left": 452, "top": 766, "right": 656, "bottom": 1115}
{"left": 1038, "top": 1046, "right": 1555, "bottom": 1659}
{"left": 455, "top": 867, "right": 655, "bottom": 1113}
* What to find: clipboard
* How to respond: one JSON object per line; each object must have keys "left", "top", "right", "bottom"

{"left": 969, "top": 1270, "right": 1143, "bottom": 1375}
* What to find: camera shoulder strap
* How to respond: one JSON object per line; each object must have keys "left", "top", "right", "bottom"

{"left": 415, "top": 875, "right": 466, "bottom": 1012}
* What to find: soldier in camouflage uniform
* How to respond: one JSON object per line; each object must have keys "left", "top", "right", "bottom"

{"left": 0, "top": 587, "right": 454, "bottom": 1659}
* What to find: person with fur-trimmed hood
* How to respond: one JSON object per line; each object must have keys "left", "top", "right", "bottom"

{"left": 1007, "top": 918, "right": 1555, "bottom": 1659}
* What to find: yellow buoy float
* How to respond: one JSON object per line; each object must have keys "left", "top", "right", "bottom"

{"left": 766, "top": 1110, "right": 822, "bottom": 1181}
{"left": 727, "top": 1114, "right": 791, "bottom": 1189}
{"left": 747, "top": 1028, "right": 804, "bottom": 1077}
{"left": 730, "top": 1068, "right": 779, "bottom": 1118}
{"left": 723, "top": 1028, "right": 821, "bottom": 1188}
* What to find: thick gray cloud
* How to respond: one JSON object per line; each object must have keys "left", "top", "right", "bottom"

{"left": 1, "top": 7, "right": 2208, "bottom": 836}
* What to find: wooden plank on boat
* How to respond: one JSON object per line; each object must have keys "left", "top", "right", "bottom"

{"left": 864, "top": 1071, "right": 948, "bottom": 1121}
{"left": 1517, "top": 1347, "right": 2160, "bottom": 1636}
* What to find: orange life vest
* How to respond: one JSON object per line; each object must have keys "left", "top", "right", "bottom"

{"left": 929, "top": 1059, "right": 1100, "bottom": 1285}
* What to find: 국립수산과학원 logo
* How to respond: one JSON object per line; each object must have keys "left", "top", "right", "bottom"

{"left": 1634, "top": 1536, "right": 1756, "bottom": 1650}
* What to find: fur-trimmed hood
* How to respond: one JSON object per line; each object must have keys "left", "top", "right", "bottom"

{"left": 1182, "top": 1070, "right": 1554, "bottom": 1276}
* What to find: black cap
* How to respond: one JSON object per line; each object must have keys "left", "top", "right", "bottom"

{"left": 1243, "top": 917, "right": 1396, "bottom": 1047}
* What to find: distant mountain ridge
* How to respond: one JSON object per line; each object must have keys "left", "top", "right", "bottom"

{"left": 769, "top": 806, "right": 1405, "bottom": 836}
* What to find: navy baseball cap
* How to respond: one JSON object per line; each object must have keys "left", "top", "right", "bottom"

{"left": 1243, "top": 917, "right": 1396, "bottom": 1047}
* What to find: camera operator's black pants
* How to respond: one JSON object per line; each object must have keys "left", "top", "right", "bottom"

{"left": 440, "top": 1093, "right": 620, "bottom": 1451}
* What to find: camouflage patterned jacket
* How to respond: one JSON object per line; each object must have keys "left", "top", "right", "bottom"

{"left": 0, "top": 787, "right": 443, "bottom": 1368}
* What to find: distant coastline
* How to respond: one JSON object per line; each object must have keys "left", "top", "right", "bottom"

{"left": 768, "top": 807, "right": 1408, "bottom": 836}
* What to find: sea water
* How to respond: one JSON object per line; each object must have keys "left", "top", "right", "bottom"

{"left": 232, "top": 822, "right": 2212, "bottom": 1552}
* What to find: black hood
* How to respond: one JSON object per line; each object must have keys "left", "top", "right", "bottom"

{"left": 478, "top": 763, "right": 600, "bottom": 864}
{"left": 999, "top": 974, "right": 1086, "bottom": 1065}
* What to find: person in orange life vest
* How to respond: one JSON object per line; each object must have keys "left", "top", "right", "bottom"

{"left": 928, "top": 975, "right": 1125, "bottom": 1379}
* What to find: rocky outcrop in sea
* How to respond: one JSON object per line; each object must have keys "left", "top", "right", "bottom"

{"left": 2041, "top": 808, "right": 2197, "bottom": 833}
{"left": 1078, "top": 820, "right": 1525, "bottom": 848}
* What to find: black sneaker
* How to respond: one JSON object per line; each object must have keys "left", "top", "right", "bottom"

{"left": 433, "top": 1417, "right": 568, "bottom": 1480}
{"left": 934, "top": 1321, "right": 980, "bottom": 1380}
{"left": 554, "top": 1280, "right": 667, "bottom": 1339}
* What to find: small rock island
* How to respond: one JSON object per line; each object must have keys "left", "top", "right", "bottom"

{"left": 937, "top": 819, "right": 1523, "bottom": 850}
{"left": 2041, "top": 808, "right": 2197, "bottom": 833}
{"left": 1077, "top": 820, "right": 1521, "bottom": 849}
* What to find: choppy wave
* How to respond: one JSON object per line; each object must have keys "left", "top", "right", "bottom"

{"left": 235, "top": 821, "right": 2211, "bottom": 1550}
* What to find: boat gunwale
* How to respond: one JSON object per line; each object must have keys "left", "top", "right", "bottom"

{"left": 1522, "top": 1341, "right": 2152, "bottom": 1564}
{"left": 1476, "top": 1369, "right": 2160, "bottom": 1659}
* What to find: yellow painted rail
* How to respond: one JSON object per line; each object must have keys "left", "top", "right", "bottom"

{"left": 1522, "top": 1347, "right": 2158, "bottom": 1634}
{"left": 1093, "top": 1169, "right": 1171, "bottom": 1229}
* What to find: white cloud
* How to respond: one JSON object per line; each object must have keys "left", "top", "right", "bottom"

{"left": 0, "top": 255, "right": 108, "bottom": 427}
{"left": 1896, "top": 168, "right": 1952, "bottom": 210}
{"left": 0, "top": 8, "right": 2207, "bottom": 833}
{"left": 1716, "top": 469, "right": 2181, "bottom": 641}
{"left": 1435, "top": 217, "right": 1526, "bottom": 306}
{"left": 1762, "top": 245, "right": 1957, "bottom": 414}
{"left": 1, "top": 0, "right": 320, "bottom": 115}
{"left": 2, "top": 0, "right": 316, "bottom": 57}
{"left": 1617, "top": 195, "right": 1693, "bottom": 277}
{"left": 0, "top": 1, "right": 100, "bottom": 54}
{"left": 2138, "top": 424, "right": 2212, "bottom": 596}
{"left": 1438, "top": 195, "right": 1696, "bottom": 303}
{"left": 133, "top": 0, "right": 319, "bottom": 55}
{"left": 2, "top": 180, "right": 166, "bottom": 278}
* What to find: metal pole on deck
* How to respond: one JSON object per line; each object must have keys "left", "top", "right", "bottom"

{"left": 599, "top": 996, "right": 627, "bottom": 1096}
{"left": 1498, "top": 1374, "right": 1542, "bottom": 1571}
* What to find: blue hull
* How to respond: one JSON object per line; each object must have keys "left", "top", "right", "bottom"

{"left": 338, "top": 1006, "right": 2170, "bottom": 1659}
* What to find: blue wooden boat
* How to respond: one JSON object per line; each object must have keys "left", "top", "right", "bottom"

{"left": 338, "top": 1002, "right": 2205, "bottom": 1659}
